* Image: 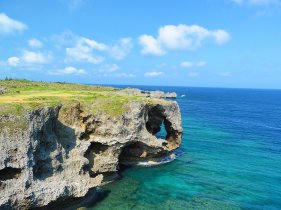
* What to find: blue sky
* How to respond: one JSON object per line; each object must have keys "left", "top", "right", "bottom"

{"left": 1, "top": 0, "right": 281, "bottom": 88}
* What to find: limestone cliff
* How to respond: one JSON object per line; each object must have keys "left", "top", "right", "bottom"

{"left": 0, "top": 84, "right": 182, "bottom": 209}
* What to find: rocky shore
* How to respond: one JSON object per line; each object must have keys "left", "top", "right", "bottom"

{"left": 0, "top": 81, "right": 182, "bottom": 209}
{"left": 121, "top": 88, "right": 177, "bottom": 98}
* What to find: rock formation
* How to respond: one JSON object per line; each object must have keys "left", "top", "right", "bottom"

{"left": 0, "top": 91, "right": 182, "bottom": 209}
{"left": 122, "top": 88, "right": 177, "bottom": 98}
{"left": 0, "top": 88, "right": 6, "bottom": 95}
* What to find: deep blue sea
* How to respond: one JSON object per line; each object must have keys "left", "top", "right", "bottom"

{"left": 83, "top": 86, "right": 281, "bottom": 210}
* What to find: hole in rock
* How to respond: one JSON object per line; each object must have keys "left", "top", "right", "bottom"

{"left": 155, "top": 121, "right": 167, "bottom": 139}
{"left": 119, "top": 141, "right": 159, "bottom": 164}
{"left": 120, "top": 142, "right": 147, "bottom": 160}
{"left": 0, "top": 167, "right": 21, "bottom": 181}
{"left": 145, "top": 106, "right": 168, "bottom": 140}
{"left": 118, "top": 141, "right": 169, "bottom": 169}
{"left": 89, "top": 142, "right": 109, "bottom": 154}
{"left": 83, "top": 142, "right": 109, "bottom": 176}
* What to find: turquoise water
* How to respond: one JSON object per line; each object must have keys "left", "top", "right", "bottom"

{"left": 84, "top": 87, "right": 281, "bottom": 210}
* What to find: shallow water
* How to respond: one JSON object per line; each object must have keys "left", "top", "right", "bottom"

{"left": 82, "top": 86, "right": 281, "bottom": 210}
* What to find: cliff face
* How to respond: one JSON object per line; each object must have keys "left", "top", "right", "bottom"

{"left": 0, "top": 99, "right": 182, "bottom": 209}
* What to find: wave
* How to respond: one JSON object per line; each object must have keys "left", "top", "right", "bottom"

{"left": 135, "top": 153, "right": 177, "bottom": 167}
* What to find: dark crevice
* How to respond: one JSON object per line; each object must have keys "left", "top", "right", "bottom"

{"left": 33, "top": 159, "right": 53, "bottom": 180}
{"left": 0, "top": 167, "right": 21, "bottom": 181}
{"left": 101, "top": 172, "right": 120, "bottom": 183}
{"left": 119, "top": 142, "right": 148, "bottom": 160}
{"left": 119, "top": 142, "right": 166, "bottom": 165}
{"left": 55, "top": 120, "right": 77, "bottom": 157}
{"left": 90, "top": 142, "right": 109, "bottom": 154}
{"left": 164, "top": 118, "right": 173, "bottom": 139}
{"left": 32, "top": 112, "right": 62, "bottom": 180}
{"left": 146, "top": 105, "right": 165, "bottom": 135}
{"left": 83, "top": 142, "right": 109, "bottom": 176}
{"left": 146, "top": 105, "right": 169, "bottom": 140}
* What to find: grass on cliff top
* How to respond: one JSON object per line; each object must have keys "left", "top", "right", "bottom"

{"left": 0, "top": 80, "right": 168, "bottom": 117}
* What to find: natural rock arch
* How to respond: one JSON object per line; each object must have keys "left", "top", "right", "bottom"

{"left": 145, "top": 104, "right": 181, "bottom": 150}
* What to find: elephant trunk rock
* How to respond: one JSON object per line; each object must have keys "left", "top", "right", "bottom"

{"left": 0, "top": 100, "right": 183, "bottom": 209}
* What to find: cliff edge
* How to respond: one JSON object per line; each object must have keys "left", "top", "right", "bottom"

{"left": 0, "top": 80, "right": 183, "bottom": 209}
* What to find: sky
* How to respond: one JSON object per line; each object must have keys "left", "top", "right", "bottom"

{"left": 0, "top": 0, "right": 281, "bottom": 88}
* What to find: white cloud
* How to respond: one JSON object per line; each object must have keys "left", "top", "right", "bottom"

{"left": 49, "top": 66, "right": 86, "bottom": 75}
{"left": 232, "top": 0, "right": 281, "bottom": 5}
{"left": 181, "top": 61, "right": 207, "bottom": 68}
{"left": 96, "top": 64, "right": 135, "bottom": 77}
{"left": 65, "top": 36, "right": 132, "bottom": 64}
{"left": 187, "top": 72, "right": 199, "bottom": 77}
{"left": 98, "top": 64, "right": 120, "bottom": 73}
{"left": 115, "top": 73, "right": 135, "bottom": 78}
{"left": 213, "top": 30, "right": 231, "bottom": 44}
{"left": 0, "top": 13, "right": 27, "bottom": 35}
{"left": 28, "top": 39, "right": 43, "bottom": 48}
{"left": 7, "top": 57, "right": 20, "bottom": 66}
{"left": 22, "top": 50, "right": 51, "bottom": 64}
{"left": 65, "top": 37, "right": 105, "bottom": 64}
{"left": 139, "top": 35, "right": 165, "bottom": 56}
{"left": 51, "top": 31, "right": 78, "bottom": 48}
{"left": 139, "top": 24, "right": 230, "bottom": 55}
{"left": 81, "top": 37, "right": 107, "bottom": 50}
{"left": 109, "top": 38, "right": 133, "bottom": 60}
{"left": 7, "top": 50, "right": 52, "bottom": 67}
{"left": 144, "top": 71, "right": 164, "bottom": 77}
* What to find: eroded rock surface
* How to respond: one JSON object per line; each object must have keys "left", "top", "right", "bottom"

{"left": 0, "top": 88, "right": 6, "bottom": 95}
{"left": 0, "top": 97, "right": 182, "bottom": 209}
{"left": 122, "top": 88, "right": 177, "bottom": 98}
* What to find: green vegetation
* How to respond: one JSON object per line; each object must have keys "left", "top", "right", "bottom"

{"left": 0, "top": 117, "right": 28, "bottom": 134}
{"left": 0, "top": 103, "right": 29, "bottom": 133}
{"left": 0, "top": 80, "right": 167, "bottom": 118}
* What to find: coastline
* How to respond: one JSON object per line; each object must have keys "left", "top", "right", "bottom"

{"left": 0, "top": 80, "right": 183, "bottom": 209}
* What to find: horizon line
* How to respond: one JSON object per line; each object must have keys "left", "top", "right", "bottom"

{"left": 1, "top": 78, "right": 280, "bottom": 91}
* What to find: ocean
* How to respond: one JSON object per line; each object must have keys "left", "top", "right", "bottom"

{"left": 82, "top": 86, "right": 281, "bottom": 210}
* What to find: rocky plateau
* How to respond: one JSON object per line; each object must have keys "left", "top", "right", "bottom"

{"left": 0, "top": 84, "right": 183, "bottom": 209}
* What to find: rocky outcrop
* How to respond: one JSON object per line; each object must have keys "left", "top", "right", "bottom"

{"left": 0, "top": 98, "right": 182, "bottom": 209}
{"left": 122, "top": 88, "right": 177, "bottom": 98}
{"left": 0, "top": 88, "right": 6, "bottom": 95}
